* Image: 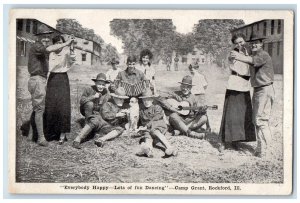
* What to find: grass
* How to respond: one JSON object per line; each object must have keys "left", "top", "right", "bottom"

{"left": 15, "top": 63, "right": 284, "bottom": 183}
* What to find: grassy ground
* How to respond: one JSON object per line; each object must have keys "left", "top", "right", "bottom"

{"left": 15, "top": 63, "right": 283, "bottom": 183}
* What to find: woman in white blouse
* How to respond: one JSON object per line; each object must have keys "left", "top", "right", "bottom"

{"left": 136, "top": 49, "right": 156, "bottom": 94}
{"left": 219, "top": 33, "right": 256, "bottom": 151}
{"left": 45, "top": 35, "right": 76, "bottom": 144}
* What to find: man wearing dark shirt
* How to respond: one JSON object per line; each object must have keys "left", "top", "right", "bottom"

{"left": 80, "top": 73, "right": 111, "bottom": 119}
{"left": 73, "top": 87, "right": 128, "bottom": 149}
{"left": 230, "top": 34, "right": 275, "bottom": 158}
{"left": 27, "top": 31, "right": 73, "bottom": 146}
{"left": 114, "top": 55, "right": 147, "bottom": 97}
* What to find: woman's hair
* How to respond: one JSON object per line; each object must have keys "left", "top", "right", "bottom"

{"left": 231, "top": 33, "right": 246, "bottom": 44}
{"left": 139, "top": 49, "right": 153, "bottom": 65}
{"left": 126, "top": 55, "right": 137, "bottom": 64}
{"left": 52, "top": 35, "right": 66, "bottom": 44}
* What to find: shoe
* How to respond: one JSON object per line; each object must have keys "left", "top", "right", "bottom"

{"left": 72, "top": 141, "right": 81, "bottom": 149}
{"left": 137, "top": 143, "right": 153, "bottom": 158}
{"left": 165, "top": 147, "right": 178, "bottom": 157}
{"left": 188, "top": 131, "right": 205, "bottom": 139}
{"left": 58, "top": 136, "right": 67, "bottom": 145}
{"left": 172, "top": 130, "right": 181, "bottom": 136}
{"left": 37, "top": 139, "right": 49, "bottom": 147}
{"left": 95, "top": 139, "right": 105, "bottom": 148}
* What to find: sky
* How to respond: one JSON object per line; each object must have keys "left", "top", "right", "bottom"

{"left": 35, "top": 11, "right": 263, "bottom": 54}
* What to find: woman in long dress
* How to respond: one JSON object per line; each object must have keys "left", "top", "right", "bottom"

{"left": 136, "top": 49, "right": 156, "bottom": 94}
{"left": 219, "top": 33, "right": 256, "bottom": 151}
{"left": 45, "top": 35, "right": 76, "bottom": 144}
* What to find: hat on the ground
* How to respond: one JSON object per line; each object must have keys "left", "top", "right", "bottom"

{"left": 110, "top": 87, "right": 129, "bottom": 99}
{"left": 139, "top": 88, "right": 158, "bottom": 99}
{"left": 178, "top": 75, "right": 194, "bottom": 86}
{"left": 109, "top": 58, "right": 120, "bottom": 65}
{"left": 246, "top": 33, "right": 267, "bottom": 43}
{"left": 92, "top": 73, "right": 110, "bottom": 83}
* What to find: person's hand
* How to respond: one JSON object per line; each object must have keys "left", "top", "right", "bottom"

{"left": 137, "top": 126, "right": 147, "bottom": 132}
{"left": 230, "top": 51, "right": 243, "bottom": 60}
{"left": 93, "top": 92, "right": 100, "bottom": 99}
{"left": 116, "top": 112, "right": 126, "bottom": 118}
{"left": 110, "top": 83, "right": 116, "bottom": 91}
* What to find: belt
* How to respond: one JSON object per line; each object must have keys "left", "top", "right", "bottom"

{"left": 255, "top": 82, "right": 273, "bottom": 88}
{"left": 231, "top": 71, "right": 250, "bottom": 81}
{"left": 30, "top": 74, "right": 47, "bottom": 78}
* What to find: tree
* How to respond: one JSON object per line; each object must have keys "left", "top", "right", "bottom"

{"left": 192, "top": 19, "right": 245, "bottom": 67}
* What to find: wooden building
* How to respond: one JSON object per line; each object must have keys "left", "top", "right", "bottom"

{"left": 231, "top": 19, "right": 284, "bottom": 74}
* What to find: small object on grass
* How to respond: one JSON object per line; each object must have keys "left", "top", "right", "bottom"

{"left": 94, "top": 139, "right": 105, "bottom": 148}
{"left": 72, "top": 141, "right": 81, "bottom": 149}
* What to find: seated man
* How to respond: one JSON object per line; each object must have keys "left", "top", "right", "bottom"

{"left": 157, "top": 75, "right": 209, "bottom": 139}
{"left": 73, "top": 87, "right": 129, "bottom": 149}
{"left": 137, "top": 89, "right": 177, "bottom": 158}
{"left": 114, "top": 55, "right": 148, "bottom": 97}
{"left": 80, "top": 73, "right": 111, "bottom": 120}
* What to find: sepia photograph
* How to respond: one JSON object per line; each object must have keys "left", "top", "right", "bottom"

{"left": 8, "top": 9, "right": 294, "bottom": 195}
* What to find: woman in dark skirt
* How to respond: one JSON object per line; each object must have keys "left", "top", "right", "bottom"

{"left": 219, "top": 33, "right": 256, "bottom": 151}
{"left": 45, "top": 35, "right": 75, "bottom": 144}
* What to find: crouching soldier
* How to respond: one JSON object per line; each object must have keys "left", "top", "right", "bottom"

{"left": 73, "top": 87, "right": 128, "bottom": 149}
{"left": 157, "top": 75, "right": 210, "bottom": 139}
{"left": 80, "top": 73, "right": 111, "bottom": 120}
{"left": 137, "top": 89, "right": 178, "bottom": 158}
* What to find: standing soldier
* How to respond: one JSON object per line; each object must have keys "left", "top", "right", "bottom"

{"left": 230, "top": 33, "right": 275, "bottom": 158}
{"left": 166, "top": 56, "right": 171, "bottom": 71}
{"left": 174, "top": 55, "right": 179, "bottom": 71}
{"left": 27, "top": 30, "right": 73, "bottom": 146}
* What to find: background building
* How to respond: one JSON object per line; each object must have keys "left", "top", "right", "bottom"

{"left": 231, "top": 19, "right": 283, "bottom": 74}
{"left": 16, "top": 19, "right": 101, "bottom": 68}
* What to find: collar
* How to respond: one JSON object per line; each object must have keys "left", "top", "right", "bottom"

{"left": 125, "top": 67, "right": 138, "bottom": 75}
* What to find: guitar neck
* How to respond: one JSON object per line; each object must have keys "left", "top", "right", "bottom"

{"left": 181, "top": 105, "right": 217, "bottom": 111}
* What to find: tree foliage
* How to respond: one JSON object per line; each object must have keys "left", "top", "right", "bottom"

{"left": 193, "top": 19, "right": 245, "bottom": 66}
{"left": 56, "top": 19, "right": 120, "bottom": 64}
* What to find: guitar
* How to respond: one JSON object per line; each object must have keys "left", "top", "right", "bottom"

{"left": 166, "top": 98, "right": 218, "bottom": 116}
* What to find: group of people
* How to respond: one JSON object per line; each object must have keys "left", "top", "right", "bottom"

{"left": 25, "top": 28, "right": 274, "bottom": 159}
{"left": 166, "top": 56, "right": 180, "bottom": 71}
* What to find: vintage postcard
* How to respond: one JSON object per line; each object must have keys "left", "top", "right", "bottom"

{"left": 8, "top": 9, "right": 294, "bottom": 195}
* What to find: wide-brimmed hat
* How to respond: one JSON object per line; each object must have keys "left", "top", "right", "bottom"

{"left": 92, "top": 73, "right": 110, "bottom": 83}
{"left": 109, "top": 58, "right": 120, "bottom": 65}
{"left": 34, "top": 24, "right": 54, "bottom": 36}
{"left": 246, "top": 33, "right": 267, "bottom": 43}
{"left": 110, "top": 87, "right": 129, "bottom": 99}
{"left": 178, "top": 75, "right": 194, "bottom": 86}
{"left": 139, "top": 88, "right": 158, "bottom": 99}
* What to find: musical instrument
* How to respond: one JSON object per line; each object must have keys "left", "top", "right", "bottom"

{"left": 115, "top": 80, "right": 150, "bottom": 97}
{"left": 166, "top": 98, "right": 218, "bottom": 116}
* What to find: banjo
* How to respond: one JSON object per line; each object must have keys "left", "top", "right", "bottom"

{"left": 166, "top": 98, "right": 218, "bottom": 116}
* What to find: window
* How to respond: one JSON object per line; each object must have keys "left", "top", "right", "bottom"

{"left": 268, "top": 43, "right": 273, "bottom": 57}
{"left": 263, "top": 22, "right": 267, "bottom": 36}
{"left": 277, "top": 41, "right": 281, "bottom": 56}
{"left": 20, "top": 41, "right": 26, "bottom": 56}
{"left": 82, "top": 53, "right": 86, "bottom": 61}
{"left": 32, "top": 20, "right": 38, "bottom": 34}
{"left": 271, "top": 20, "right": 275, "bottom": 35}
{"left": 26, "top": 20, "right": 31, "bottom": 33}
{"left": 277, "top": 20, "right": 282, "bottom": 34}
{"left": 181, "top": 57, "right": 187, "bottom": 63}
{"left": 257, "top": 23, "right": 260, "bottom": 32}
{"left": 17, "top": 20, "right": 23, "bottom": 31}
{"left": 192, "top": 51, "right": 197, "bottom": 55}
